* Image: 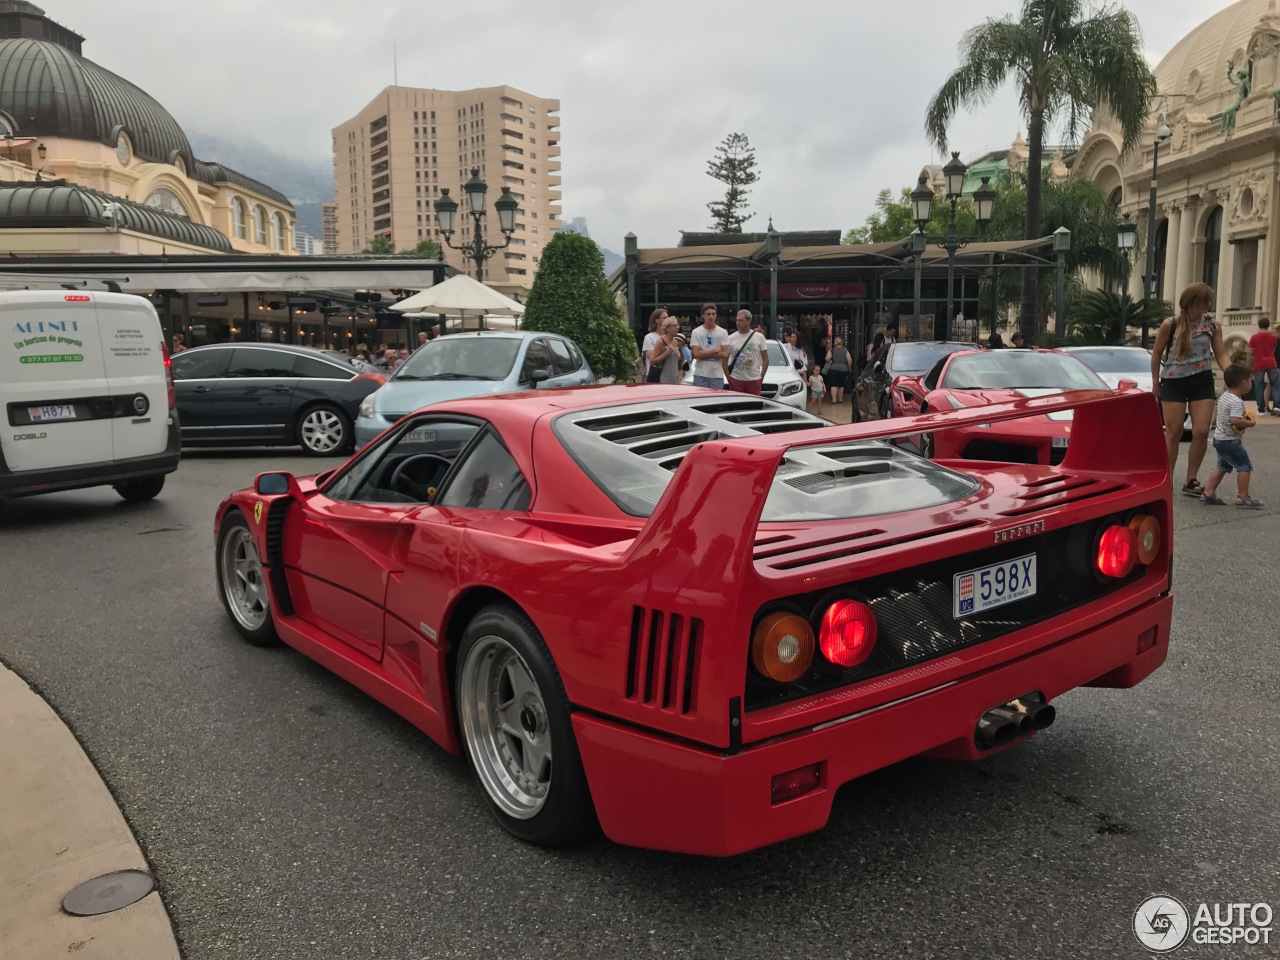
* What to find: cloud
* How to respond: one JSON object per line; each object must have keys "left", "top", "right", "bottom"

{"left": 61, "top": 0, "right": 1229, "bottom": 252}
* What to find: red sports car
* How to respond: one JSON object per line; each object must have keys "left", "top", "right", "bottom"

{"left": 893, "top": 348, "right": 1131, "bottom": 464}
{"left": 214, "top": 384, "right": 1172, "bottom": 857}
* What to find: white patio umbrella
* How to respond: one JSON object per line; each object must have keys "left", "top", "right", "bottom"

{"left": 389, "top": 274, "right": 524, "bottom": 330}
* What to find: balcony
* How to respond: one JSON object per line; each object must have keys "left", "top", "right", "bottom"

{"left": 502, "top": 160, "right": 525, "bottom": 171}
{"left": 370, "top": 130, "right": 389, "bottom": 147}
{"left": 371, "top": 145, "right": 389, "bottom": 162}
{"left": 502, "top": 175, "right": 525, "bottom": 186}
{"left": 502, "top": 128, "right": 524, "bottom": 140}
{"left": 502, "top": 145, "right": 525, "bottom": 156}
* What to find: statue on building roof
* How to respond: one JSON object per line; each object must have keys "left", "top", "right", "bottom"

{"left": 1221, "top": 57, "right": 1252, "bottom": 137}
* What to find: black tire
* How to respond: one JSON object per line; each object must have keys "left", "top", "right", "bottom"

{"left": 296, "top": 403, "right": 352, "bottom": 457}
{"left": 215, "top": 512, "right": 279, "bottom": 647}
{"left": 113, "top": 475, "right": 165, "bottom": 502}
{"left": 455, "top": 604, "right": 597, "bottom": 847}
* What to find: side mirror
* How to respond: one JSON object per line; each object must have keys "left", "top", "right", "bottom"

{"left": 529, "top": 368, "right": 551, "bottom": 385}
{"left": 1117, "top": 378, "right": 1138, "bottom": 391}
{"left": 255, "top": 471, "right": 295, "bottom": 495}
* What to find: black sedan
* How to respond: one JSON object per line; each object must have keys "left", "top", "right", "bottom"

{"left": 853, "top": 340, "right": 981, "bottom": 421}
{"left": 171, "top": 343, "right": 386, "bottom": 455}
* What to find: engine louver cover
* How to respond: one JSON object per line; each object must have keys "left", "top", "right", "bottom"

{"left": 626, "top": 607, "right": 702, "bottom": 715}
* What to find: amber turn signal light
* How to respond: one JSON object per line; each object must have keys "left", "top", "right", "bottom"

{"left": 1128, "top": 514, "right": 1161, "bottom": 566}
{"left": 751, "top": 612, "right": 815, "bottom": 683}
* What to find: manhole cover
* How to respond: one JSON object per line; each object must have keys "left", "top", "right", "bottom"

{"left": 62, "top": 869, "right": 155, "bottom": 916}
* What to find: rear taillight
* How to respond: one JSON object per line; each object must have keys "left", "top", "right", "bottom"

{"left": 751, "top": 612, "right": 814, "bottom": 683}
{"left": 818, "top": 599, "right": 877, "bottom": 668}
{"left": 1095, "top": 524, "right": 1137, "bottom": 578}
{"left": 1128, "top": 513, "right": 1161, "bottom": 565}
{"left": 161, "top": 340, "right": 176, "bottom": 409}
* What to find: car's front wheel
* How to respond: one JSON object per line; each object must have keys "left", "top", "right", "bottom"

{"left": 297, "top": 404, "right": 351, "bottom": 456}
{"left": 455, "top": 605, "right": 596, "bottom": 847}
{"left": 113, "top": 475, "right": 165, "bottom": 502}
{"left": 216, "top": 512, "right": 278, "bottom": 646}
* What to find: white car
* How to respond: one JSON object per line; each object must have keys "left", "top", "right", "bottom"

{"left": 1061, "top": 346, "right": 1191, "bottom": 436}
{"left": 682, "top": 338, "right": 807, "bottom": 409}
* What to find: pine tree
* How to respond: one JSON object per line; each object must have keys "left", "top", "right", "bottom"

{"left": 520, "top": 231, "right": 638, "bottom": 382}
{"left": 706, "top": 132, "right": 760, "bottom": 233}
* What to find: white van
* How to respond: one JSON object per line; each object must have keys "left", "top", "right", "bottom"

{"left": 0, "top": 291, "right": 180, "bottom": 503}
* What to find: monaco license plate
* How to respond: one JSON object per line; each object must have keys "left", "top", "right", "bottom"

{"left": 1051, "top": 436, "right": 1069, "bottom": 448}
{"left": 403, "top": 428, "right": 437, "bottom": 443}
{"left": 953, "top": 553, "right": 1036, "bottom": 618}
{"left": 27, "top": 404, "right": 78, "bottom": 423}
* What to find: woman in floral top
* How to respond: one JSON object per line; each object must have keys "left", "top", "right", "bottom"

{"left": 1149, "top": 283, "right": 1230, "bottom": 497}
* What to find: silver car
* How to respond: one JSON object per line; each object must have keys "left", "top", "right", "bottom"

{"left": 1061, "top": 346, "right": 1191, "bottom": 436}
{"left": 682, "top": 339, "right": 807, "bottom": 409}
{"left": 354, "top": 331, "right": 594, "bottom": 448}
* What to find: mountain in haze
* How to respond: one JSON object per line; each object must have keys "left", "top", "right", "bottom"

{"left": 189, "top": 132, "right": 332, "bottom": 240}
{"left": 560, "top": 216, "right": 624, "bottom": 276}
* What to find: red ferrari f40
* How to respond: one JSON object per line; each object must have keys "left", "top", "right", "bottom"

{"left": 214, "top": 384, "right": 1172, "bottom": 856}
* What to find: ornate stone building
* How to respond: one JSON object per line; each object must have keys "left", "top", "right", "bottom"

{"left": 0, "top": 1, "right": 296, "bottom": 256}
{"left": 1075, "top": 0, "right": 1280, "bottom": 356}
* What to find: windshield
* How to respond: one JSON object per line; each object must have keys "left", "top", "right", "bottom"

{"left": 554, "top": 398, "right": 979, "bottom": 520}
{"left": 766, "top": 342, "right": 787, "bottom": 365}
{"left": 1064, "top": 348, "right": 1150, "bottom": 373}
{"left": 392, "top": 336, "right": 520, "bottom": 382}
{"left": 942, "top": 351, "right": 1107, "bottom": 390}
{"left": 891, "top": 342, "right": 977, "bottom": 374}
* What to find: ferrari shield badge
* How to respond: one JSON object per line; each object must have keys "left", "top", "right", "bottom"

{"left": 254, "top": 501, "right": 264, "bottom": 525}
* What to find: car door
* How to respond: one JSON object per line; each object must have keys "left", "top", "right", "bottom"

{"left": 213, "top": 347, "right": 300, "bottom": 443}
{"left": 284, "top": 415, "right": 483, "bottom": 662}
{"left": 171, "top": 348, "right": 231, "bottom": 442}
{"left": 544, "top": 337, "right": 591, "bottom": 387}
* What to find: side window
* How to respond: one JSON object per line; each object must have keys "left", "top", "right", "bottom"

{"left": 923, "top": 357, "right": 947, "bottom": 392}
{"left": 437, "top": 430, "right": 530, "bottom": 511}
{"left": 520, "top": 339, "right": 553, "bottom": 382}
{"left": 227, "top": 348, "right": 296, "bottom": 378}
{"left": 171, "top": 350, "right": 229, "bottom": 380}
{"left": 293, "top": 355, "right": 351, "bottom": 380}
{"left": 546, "top": 338, "right": 575, "bottom": 376}
{"left": 325, "top": 418, "right": 480, "bottom": 505}
{"left": 567, "top": 342, "right": 584, "bottom": 370}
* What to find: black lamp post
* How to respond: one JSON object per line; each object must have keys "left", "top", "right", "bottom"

{"left": 1116, "top": 213, "right": 1138, "bottom": 345}
{"left": 1141, "top": 117, "right": 1173, "bottom": 348}
{"left": 1052, "top": 227, "right": 1073, "bottom": 347}
{"left": 433, "top": 166, "right": 518, "bottom": 283}
{"left": 911, "top": 153, "right": 994, "bottom": 341}
{"left": 34, "top": 142, "right": 46, "bottom": 181}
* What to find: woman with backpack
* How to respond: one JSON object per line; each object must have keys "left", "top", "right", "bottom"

{"left": 1150, "top": 283, "right": 1231, "bottom": 497}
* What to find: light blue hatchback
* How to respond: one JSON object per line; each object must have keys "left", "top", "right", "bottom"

{"left": 354, "top": 330, "right": 595, "bottom": 448}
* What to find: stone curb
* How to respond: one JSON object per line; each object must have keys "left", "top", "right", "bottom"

{"left": 0, "top": 664, "right": 180, "bottom": 960}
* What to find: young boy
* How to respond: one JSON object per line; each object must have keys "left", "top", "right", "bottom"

{"left": 807, "top": 364, "right": 826, "bottom": 415}
{"left": 1202, "top": 364, "right": 1263, "bottom": 508}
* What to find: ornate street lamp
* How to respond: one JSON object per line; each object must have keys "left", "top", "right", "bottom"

{"left": 1052, "top": 226, "right": 1072, "bottom": 346}
{"left": 433, "top": 167, "right": 517, "bottom": 283}
{"left": 911, "top": 154, "right": 993, "bottom": 341}
{"left": 1116, "top": 214, "right": 1137, "bottom": 345}
{"left": 1140, "top": 117, "right": 1173, "bottom": 348}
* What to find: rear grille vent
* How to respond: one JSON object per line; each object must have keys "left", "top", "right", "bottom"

{"left": 264, "top": 500, "right": 294, "bottom": 616}
{"left": 626, "top": 607, "right": 702, "bottom": 714}
{"left": 999, "top": 474, "right": 1128, "bottom": 518}
{"left": 754, "top": 520, "right": 983, "bottom": 570}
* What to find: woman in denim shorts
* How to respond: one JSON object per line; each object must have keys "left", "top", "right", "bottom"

{"left": 1149, "top": 283, "right": 1230, "bottom": 497}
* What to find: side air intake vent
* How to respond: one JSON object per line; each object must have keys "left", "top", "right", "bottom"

{"left": 626, "top": 606, "right": 702, "bottom": 714}
{"left": 264, "top": 500, "right": 294, "bottom": 616}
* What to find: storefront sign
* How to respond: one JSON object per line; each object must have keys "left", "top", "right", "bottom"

{"left": 759, "top": 281, "right": 867, "bottom": 300}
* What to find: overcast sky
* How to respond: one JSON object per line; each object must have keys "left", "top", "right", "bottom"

{"left": 66, "top": 0, "right": 1230, "bottom": 250}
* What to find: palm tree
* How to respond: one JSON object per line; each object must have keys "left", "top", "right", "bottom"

{"left": 925, "top": 0, "right": 1156, "bottom": 347}
{"left": 1068, "top": 289, "right": 1171, "bottom": 345}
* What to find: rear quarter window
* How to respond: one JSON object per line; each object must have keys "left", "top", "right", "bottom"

{"left": 172, "top": 350, "right": 229, "bottom": 379}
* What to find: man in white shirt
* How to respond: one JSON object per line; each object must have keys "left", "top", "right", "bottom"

{"left": 724, "top": 309, "right": 768, "bottom": 395}
{"left": 690, "top": 303, "right": 729, "bottom": 389}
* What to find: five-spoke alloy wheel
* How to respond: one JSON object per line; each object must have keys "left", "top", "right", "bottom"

{"left": 456, "top": 605, "right": 595, "bottom": 846}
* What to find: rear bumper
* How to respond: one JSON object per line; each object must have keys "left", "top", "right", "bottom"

{"left": 573, "top": 594, "right": 1171, "bottom": 857}
{"left": 0, "top": 414, "right": 181, "bottom": 499}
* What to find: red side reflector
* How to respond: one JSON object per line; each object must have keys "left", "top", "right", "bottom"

{"left": 1137, "top": 627, "right": 1158, "bottom": 653}
{"left": 64, "top": 295, "right": 91, "bottom": 302}
{"left": 771, "top": 762, "right": 823, "bottom": 805}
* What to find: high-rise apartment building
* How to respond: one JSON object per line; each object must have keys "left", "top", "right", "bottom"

{"left": 332, "top": 85, "right": 561, "bottom": 292}
{"left": 321, "top": 201, "right": 338, "bottom": 254}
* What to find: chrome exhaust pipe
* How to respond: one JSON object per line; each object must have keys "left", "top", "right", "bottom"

{"left": 1007, "top": 695, "right": 1056, "bottom": 732}
{"left": 975, "top": 694, "right": 1055, "bottom": 748}
{"left": 976, "top": 708, "right": 1020, "bottom": 748}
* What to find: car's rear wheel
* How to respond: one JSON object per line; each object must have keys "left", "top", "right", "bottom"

{"left": 455, "top": 605, "right": 596, "bottom": 847}
{"left": 113, "top": 475, "right": 165, "bottom": 502}
{"left": 297, "top": 404, "right": 351, "bottom": 456}
{"left": 216, "top": 513, "right": 278, "bottom": 646}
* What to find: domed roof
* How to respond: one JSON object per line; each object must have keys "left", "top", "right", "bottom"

{"left": 0, "top": 37, "right": 193, "bottom": 165}
{"left": 1154, "top": 0, "right": 1280, "bottom": 107}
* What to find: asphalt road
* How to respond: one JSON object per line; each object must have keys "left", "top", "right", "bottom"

{"left": 1, "top": 436, "right": 1278, "bottom": 960}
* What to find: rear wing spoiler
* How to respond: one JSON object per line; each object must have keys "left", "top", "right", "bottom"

{"left": 622, "top": 388, "right": 1170, "bottom": 577}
